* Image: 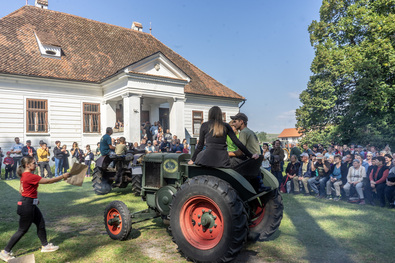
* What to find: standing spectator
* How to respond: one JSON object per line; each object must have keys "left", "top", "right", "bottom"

{"left": 270, "top": 140, "right": 285, "bottom": 185}
{"left": 261, "top": 143, "right": 271, "bottom": 171}
{"left": 383, "top": 145, "right": 392, "bottom": 155}
{"left": 0, "top": 156, "right": 70, "bottom": 262}
{"left": 0, "top": 147, "right": 3, "bottom": 178}
{"left": 84, "top": 145, "right": 94, "bottom": 177}
{"left": 22, "top": 140, "right": 37, "bottom": 159}
{"left": 296, "top": 152, "right": 313, "bottom": 195}
{"left": 150, "top": 122, "right": 159, "bottom": 140}
{"left": 324, "top": 146, "right": 335, "bottom": 159}
{"left": 302, "top": 143, "right": 313, "bottom": 157}
{"left": 171, "top": 139, "right": 183, "bottom": 153}
{"left": 3, "top": 151, "right": 14, "bottom": 180}
{"left": 164, "top": 129, "right": 172, "bottom": 141}
{"left": 309, "top": 153, "right": 331, "bottom": 198}
{"left": 37, "top": 143, "right": 52, "bottom": 178}
{"left": 10, "top": 137, "right": 24, "bottom": 179}
{"left": 384, "top": 154, "right": 393, "bottom": 168}
{"left": 341, "top": 154, "right": 353, "bottom": 185}
{"left": 285, "top": 155, "right": 300, "bottom": 193}
{"left": 70, "top": 142, "right": 84, "bottom": 164}
{"left": 62, "top": 145, "right": 70, "bottom": 174}
{"left": 53, "top": 141, "right": 65, "bottom": 178}
{"left": 343, "top": 159, "right": 366, "bottom": 204}
{"left": 183, "top": 143, "right": 190, "bottom": 154}
{"left": 143, "top": 121, "right": 153, "bottom": 141}
{"left": 289, "top": 143, "right": 301, "bottom": 161}
{"left": 385, "top": 166, "right": 395, "bottom": 208}
{"left": 326, "top": 155, "right": 343, "bottom": 200}
{"left": 368, "top": 156, "right": 389, "bottom": 207}
{"left": 343, "top": 144, "right": 351, "bottom": 156}
{"left": 365, "top": 152, "right": 373, "bottom": 166}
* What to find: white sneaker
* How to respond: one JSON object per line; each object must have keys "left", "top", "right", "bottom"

{"left": 41, "top": 243, "right": 59, "bottom": 253}
{"left": 0, "top": 250, "right": 15, "bottom": 262}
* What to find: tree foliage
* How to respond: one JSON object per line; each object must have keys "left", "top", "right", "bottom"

{"left": 255, "top": 131, "right": 268, "bottom": 142}
{"left": 296, "top": 0, "right": 395, "bottom": 149}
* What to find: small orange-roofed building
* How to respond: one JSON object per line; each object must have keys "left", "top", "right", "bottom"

{"left": 278, "top": 128, "right": 302, "bottom": 147}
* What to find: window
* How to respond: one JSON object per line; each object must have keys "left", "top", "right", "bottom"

{"left": 222, "top": 113, "right": 226, "bottom": 122}
{"left": 83, "top": 103, "right": 100, "bottom": 133}
{"left": 27, "top": 99, "right": 48, "bottom": 133}
{"left": 192, "top": 111, "right": 203, "bottom": 135}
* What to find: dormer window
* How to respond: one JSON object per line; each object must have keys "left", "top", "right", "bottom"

{"left": 34, "top": 31, "right": 62, "bottom": 58}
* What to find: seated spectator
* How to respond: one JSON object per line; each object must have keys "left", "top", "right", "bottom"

{"left": 133, "top": 142, "right": 139, "bottom": 149}
{"left": 324, "top": 146, "right": 335, "bottom": 159}
{"left": 139, "top": 138, "right": 147, "bottom": 150}
{"left": 341, "top": 154, "right": 353, "bottom": 184}
{"left": 309, "top": 153, "right": 331, "bottom": 198}
{"left": 164, "top": 129, "right": 172, "bottom": 141}
{"left": 326, "top": 155, "right": 343, "bottom": 201}
{"left": 152, "top": 140, "right": 159, "bottom": 152}
{"left": 343, "top": 159, "right": 366, "bottom": 204}
{"left": 183, "top": 143, "right": 190, "bottom": 154}
{"left": 385, "top": 166, "right": 395, "bottom": 208}
{"left": 171, "top": 139, "right": 183, "bottom": 153}
{"left": 115, "top": 137, "right": 127, "bottom": 155}
{"left": 368, "top": 156, "right": 389, "bottom": 207}
{"left": 159, "top": 138, "right": 171, "bottom": 152}
{"left": 145, "top": 141, "right": 155, "bottom": 153}
{"left": 356, "top": 154, "right": 369, "bottom": 172}
{"left": 285, "top": 155, "right": 300, "bottom": 193}
{"left": 294, "top": 153, "right": 313, "bottom": 195}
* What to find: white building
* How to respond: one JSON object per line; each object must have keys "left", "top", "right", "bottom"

{"left": 0, "top": 2, "right": 245, "bottom": 150}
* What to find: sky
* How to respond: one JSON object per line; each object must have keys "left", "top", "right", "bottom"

{"left": 0, "top": 0, "right": 322, "bottom": 134}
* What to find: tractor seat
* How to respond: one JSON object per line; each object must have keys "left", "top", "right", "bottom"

{"left": 233, "top": 155, "right": 264, "bottom": 179}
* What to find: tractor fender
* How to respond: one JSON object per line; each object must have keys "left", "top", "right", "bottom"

{"left": 188, "top": 166, "right": 257, "bottom": 201}
{"left": 95, "top": 155, "right": 112, "bottom": 169}
{"left": 260, "top": 167, "right": 280, "bottom": 189}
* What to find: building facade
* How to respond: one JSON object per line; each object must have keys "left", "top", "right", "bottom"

{"left": 0, "top": 2, "right": 244, "bottom": 150}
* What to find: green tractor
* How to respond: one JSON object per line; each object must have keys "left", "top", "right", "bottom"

{"left": 104, "top": 141, "right": 283, "bottom": 262}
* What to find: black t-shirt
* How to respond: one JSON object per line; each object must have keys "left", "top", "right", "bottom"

{"left": 315, "top": 161, "right": 331, "bottom": 177}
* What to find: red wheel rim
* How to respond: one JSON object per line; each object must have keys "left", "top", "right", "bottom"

{"left": 106, "top": 208, "right": 122, "bottom": 235}
{"left": 179, "top": 195, "right": 224, "bottom": 250}
{"left": 249, "top": 200, "right": 265, "bottom": 228}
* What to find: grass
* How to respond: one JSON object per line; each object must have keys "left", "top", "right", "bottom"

{"left": 0, "top": 179, "right": 394, "bottom": 263}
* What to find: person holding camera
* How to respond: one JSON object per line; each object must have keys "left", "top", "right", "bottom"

{"left": 0, "top": 156, "right": 71, "bottom": 262}
{"left": 37, "top": 143, "right": 52, "bottom": 178}
{"left": 70, "top": 142, "right": 84, "bottom": 164}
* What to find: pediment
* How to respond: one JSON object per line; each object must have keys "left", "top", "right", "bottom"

{"left": 126, "top": 52, "right": 190, "bottom": 81}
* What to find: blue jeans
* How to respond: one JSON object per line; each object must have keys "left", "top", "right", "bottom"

{"left": 54, "top": 158, "right": 63, "bottom": 177}
{"left": 319, "top": 177, "right": 329, "bottom": 197}
{"left": 308, "top": 177, "right": 319, "bottom": 194}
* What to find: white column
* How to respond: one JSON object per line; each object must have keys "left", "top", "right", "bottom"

{"left": 169, "top": 97, "right": 185, "bottom": 139}
{"left": 150, "top": 104, "right": 160, "bottom": 124}
{"left": 123, "top": 93, "right": 141, "bottom": 143}
{"left": 103, "top": 101, "right": 116, "bottom": 134}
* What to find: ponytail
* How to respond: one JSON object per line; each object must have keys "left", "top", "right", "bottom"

{"left": 17, "top": 156, "right": 35, "bottom": 177}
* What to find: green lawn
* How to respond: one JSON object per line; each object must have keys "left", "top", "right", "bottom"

{"left": 0, "top": 179, "right": 394, "bottom": 263}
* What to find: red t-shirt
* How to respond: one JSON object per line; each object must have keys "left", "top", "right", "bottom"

{"left": 20, "top": 172, "right": 42, "bottom": 198}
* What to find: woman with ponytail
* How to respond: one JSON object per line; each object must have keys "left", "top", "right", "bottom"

{"left": 189, "top": 106, "right": 259, "bottom": 168}
{"left": 0, "top": 156, "right": 70, "bottom": 262}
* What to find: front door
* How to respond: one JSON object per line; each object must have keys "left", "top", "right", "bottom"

{"left": 159, "top": 108, "right": 169, "bottom": 131}
{"left": 141, "top": 111, "right": 150, "bottom": 125}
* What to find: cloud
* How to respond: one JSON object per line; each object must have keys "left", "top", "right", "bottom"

{"left": 287, "top": 92, "right": 300, "bottom": 99}
{"left": 277, "top": 110, "right": 296, "bottom": 120}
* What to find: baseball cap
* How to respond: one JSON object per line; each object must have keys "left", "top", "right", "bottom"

{"left": 316, "top": 153, "right": 324, "bottom": 159}
{"left": 6, "top": 151, "right": 11, "bottom": 155}
{"left": 230, "top": 112, "right": 248, "bottom": 123}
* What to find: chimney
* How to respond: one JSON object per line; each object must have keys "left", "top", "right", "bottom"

{"left": 35, "top": 0, "right": 48, "bottom": 9}
{"left": 131, "top": 22, "right": 143, "bottom": 32}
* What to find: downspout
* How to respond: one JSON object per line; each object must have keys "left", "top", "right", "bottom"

{"left": 239, "top": 99, "right": 246, "bottom": 110}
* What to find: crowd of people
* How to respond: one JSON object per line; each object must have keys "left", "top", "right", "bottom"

{"left": 278, "top": 143, "right": 395, "bottom": 208}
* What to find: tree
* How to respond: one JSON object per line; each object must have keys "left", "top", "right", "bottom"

{"left": 255, "top": 131, "right": 268, "bottom": 142}
{"left": 296, "top": 0, "right": 395, "bottom": 149}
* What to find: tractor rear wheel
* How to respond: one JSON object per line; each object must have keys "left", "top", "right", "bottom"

{"left": 131, "top": 173, "right": 142, "bottom": 196}
{"left": 249, "top": 189, "right": 283, "bottom": 241}
{"left": 104, "top": 201, "right": 132, "bottom": 240}
{"left": 92, "top": 167, "right": 112, "bottom": 195}
{"left": 169, "top": 175, "right": 248, "bottom": 263}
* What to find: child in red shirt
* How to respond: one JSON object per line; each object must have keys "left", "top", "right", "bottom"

{"left": 3, "top": 151, "right": 14, "bottom": 180}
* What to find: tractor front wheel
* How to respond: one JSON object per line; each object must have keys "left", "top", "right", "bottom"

{"left": 130, "top": 173, "right": 142, "bottom": 196}
{"left": 104, "top": 201, "right": 132, "bottom": 240}
{"left": 169, "top": 175, "right": 248, "bottom": 263}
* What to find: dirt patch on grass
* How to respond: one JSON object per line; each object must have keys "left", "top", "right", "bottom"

{"left": 137, "top": 239, "right": 180, "bottom": 261}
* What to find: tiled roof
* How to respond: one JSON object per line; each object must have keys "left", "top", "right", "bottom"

{"left": 278, "top": 128, "right": 302, "bottom": 138}
{"left": 36, "top": 0, "right": 48, "bottom": 6}
{"left": 0, "top": 6, "right": 244, "bottom": 100}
